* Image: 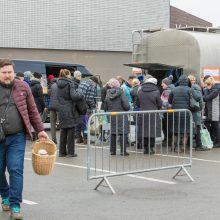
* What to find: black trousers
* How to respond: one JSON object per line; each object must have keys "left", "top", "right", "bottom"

{"left": 195, "top": 125, "right": 202, "bottom": 148}
{"left": 59, "top": 127, "right": 75, "bottom": 155}
{"left": 205, "top": 121, "right": 220, "bottom": 144}
{"left": 110, "top": 134, "right": 128, "bottom": 154}
{"left": 144, "top": 138, "right": 155, "bottom": 149}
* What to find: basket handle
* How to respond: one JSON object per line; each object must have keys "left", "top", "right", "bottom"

{"left": 34, "top": 139, "right": 57, "bottom": 146}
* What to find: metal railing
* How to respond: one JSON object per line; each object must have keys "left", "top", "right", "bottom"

{"left": 87, "top": 109, "right": 193, "bottom": 194}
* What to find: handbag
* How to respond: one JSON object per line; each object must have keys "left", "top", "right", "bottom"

{"left": 75, "top": 99, "right": 88, "bottom": 115}
{"left": 200, "top": 124, "right": 213, "bottom": 149}
{"left": 189, "top": 90, "right": 200, "bottom": 112}
{"left": 0, "top": 89, "right": 13, "bottom": 142}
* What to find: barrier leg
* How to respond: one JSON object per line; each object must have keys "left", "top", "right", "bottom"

{"left": 94, "top": 177, "right": 116, "bottom": 194}
{"left": 172, "top": 166, "right": 194, "bottom": 182}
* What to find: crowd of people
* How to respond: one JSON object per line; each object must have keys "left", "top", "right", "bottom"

{"left": 14, "top": 67, "right": 220, "bottom": 156}
{"left": 101, "top": 73, "right": 220, "bottom": 154}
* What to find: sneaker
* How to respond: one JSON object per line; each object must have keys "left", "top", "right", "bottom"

{"left": 66, "top": 154, "right": 78, "bottom": 158}
{"left": 10, "top": 207, "right": 23, "bottom": 220}
{"left": 213, "top": 142, "right": 220, "bottom": 148}
{"left": 75, "top": 137, "right": 83, "bottom": 144}
{"left": 58, "top": 153, "right": 67, "bottom": 157}
{"left": 1, "top": 197, "right": 10, "bottom": 211}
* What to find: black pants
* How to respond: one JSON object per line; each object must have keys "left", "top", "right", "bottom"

{"left": 195, "top": 125, "right": 202, "bottom": 148}
{"left": 144, "top": 138, "right": 155, "bottom": 151}
{"left": 205, "top": 121, "right": 220, "bottom": 144}
{"left": 59, "top": 127, "right": 75, "bottom": 155}
{"left": 110, "top": 134, "right": 128, "bottom": 154}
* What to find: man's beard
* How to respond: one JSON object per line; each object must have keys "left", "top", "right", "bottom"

{"left": 0, "top": 79, "right": 14, "bottom": 87}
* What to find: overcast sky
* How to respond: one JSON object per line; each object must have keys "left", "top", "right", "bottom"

{"left": 170, "top": 0, "right": 220, "bottom": 27}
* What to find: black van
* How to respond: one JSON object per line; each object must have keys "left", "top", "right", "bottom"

{"left": 13, "top": 59, "right": 92, "bottom": 78}
{"left": 12, "top": 59, "right": 93, "bottom": 95}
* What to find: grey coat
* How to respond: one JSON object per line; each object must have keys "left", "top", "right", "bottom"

{"left": 191, "top": 84, "right": 203, "bottom": 127}
{"left": 203, "top": 84, "right": 220, "bottom": 122}
{"left": 104, "top": 88, "right": 130, "bottom": 134}
{"left": 57, "top": 78, "right": 83, "bottom": 128}
{"left": 136, "top": 83, "right": 162, "bottom": 138}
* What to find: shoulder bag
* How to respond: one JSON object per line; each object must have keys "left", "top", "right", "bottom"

{"left": 0, "top": 89, "right": 13, "bottom": 142}
{"left": 189, "top": 89, "right": 200, "bottom": 112}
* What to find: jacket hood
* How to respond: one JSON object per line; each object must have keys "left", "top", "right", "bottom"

{"left": 178, "top": 75, "right": 189, "bottom": 86}
{"left": 140, "top": 83, "right": 158, "bottom": 93}
{"left": 106, "top": 87, "right": 123, "bottom": 100}
{"left": 57, "top": 78, "right": 72, "bottom": 89}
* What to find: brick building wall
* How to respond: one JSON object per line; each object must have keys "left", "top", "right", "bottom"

{"left": 170, "top": 6, "right": 212, "bottom": 28}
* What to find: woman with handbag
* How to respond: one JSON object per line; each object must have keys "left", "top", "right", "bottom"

{"left": 57, "top": 69, "right": 83, "bottom": 157}
{"left": 203, "top": 76, "right": 220, "bottom": 148}
{"left": 168, "top": 75, "right": 191, "bottom": 152}
{"left": 188, "top": 75, "right": 205, "bottom": 151}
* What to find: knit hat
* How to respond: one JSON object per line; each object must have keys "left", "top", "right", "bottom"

{"left": 33, "top": 72, "right": 42, "bottom": 79}
{"left": 108, "top": 78, "right": 120, "bottom": 88}
{"left": 162, "top": 75, "right": 173, "bottom": 86}
{"left": 23, "top": 71, "right": 33, "bottom": 79}
{"left": 90, "top": 76, "right": 99, "bottom": 84}
{"left": 145, "top": 77, "right": 157, "bottom": 85}
{"left": 48, "top": 74, "right": 55, "bottom": 81}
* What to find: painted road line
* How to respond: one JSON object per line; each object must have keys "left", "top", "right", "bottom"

{"left": 23, "top": 200, "right": 38, "bottom": 205}
{"left": 24, "top": 158, "right": 176, "bottom": 185}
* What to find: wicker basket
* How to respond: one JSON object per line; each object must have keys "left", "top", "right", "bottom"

{"left": 32, "top": 139, "right": 57, "bottom": 175}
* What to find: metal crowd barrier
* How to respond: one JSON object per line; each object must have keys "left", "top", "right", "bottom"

{"left": 87, "top": 109, "right": 193, "bottom": 194}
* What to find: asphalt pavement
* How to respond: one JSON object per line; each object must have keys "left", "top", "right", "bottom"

{"left": 1, "top": 129, "right": 220, "bottom": 220}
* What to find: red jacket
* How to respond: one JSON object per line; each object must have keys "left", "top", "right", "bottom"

{"left": 13, "top": 79, "right": 45, "bottom": 139}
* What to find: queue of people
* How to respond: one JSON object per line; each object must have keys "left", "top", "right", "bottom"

{"left": 15, "top": 67, "right": 220, "bottom": 155}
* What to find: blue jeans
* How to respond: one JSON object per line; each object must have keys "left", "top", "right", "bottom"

{"left": 75, "top": 115, "right": 87, "bottom": 138}
{"left": 0, "top": 132, "right": 26, "bottom": 208}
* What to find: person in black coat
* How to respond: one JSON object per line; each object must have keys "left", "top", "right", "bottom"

{"left": 104, "top": 78, "right": 130, "bottom": 156}
{"left": 30, "top": 72, "right": 46, "bottom": 140}
{"left": 72, "top": 71, "right": 85, "bottom": 144}
{"left": 168, "top": 75, "right": 191, "bottom": 152}
{"left": 57, "top": 69, "right": 83, "bottom": 157}
{"left": 48, "top": 76, "right": 59, "bottom": 144}
{"left": 136, "top": 77, "right": 162, "bottom": 154}
{"left": 30, "top": 72, "right": 46, "bottom": 114}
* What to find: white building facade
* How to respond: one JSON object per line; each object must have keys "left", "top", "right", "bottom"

{"left": 0, "top": 0, "right": 170, "bottom": 80}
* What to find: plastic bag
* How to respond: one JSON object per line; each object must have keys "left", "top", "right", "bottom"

{"left": 200, "top": 124, "right": 213, "bottom": 149}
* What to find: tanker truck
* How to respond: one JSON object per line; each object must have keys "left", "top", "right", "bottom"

{"left": 126, "top": 27, "right": 220, "bottom": 84}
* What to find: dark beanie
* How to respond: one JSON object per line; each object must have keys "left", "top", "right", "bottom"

{"left": 90, "top": 76, "right": 99, "bottom": 84}
{"left": 162, "top": 75, "right": 173, "bottom": 86}
{"left": 33, "top": 72, "right": 42, "bottom": 79}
